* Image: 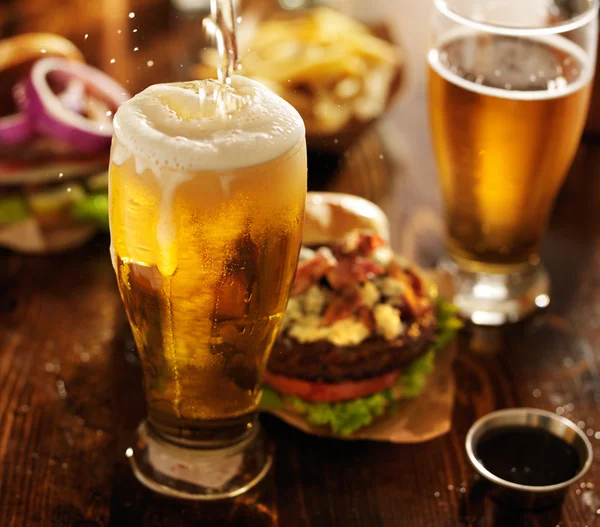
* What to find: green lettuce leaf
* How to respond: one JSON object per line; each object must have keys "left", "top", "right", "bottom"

{"left": 0, "top": 197, "right": 30, "bottom": 224}
{"left": 260, "top": 299, "right": 463, "bottom": 436}
{"left": 261, "top": 386, "right": 285, "bottom": 409}
{"left": 70, "top": 193, "right": 109, "bottom": 230}
{"left": 261, "top": 384, "right": 393, "bottom": 436}
{"left": 400, "top": 349, "right": 436, "bottom": 399}
{"left": 431, "top": 299, "right": 463, "bottom": 352}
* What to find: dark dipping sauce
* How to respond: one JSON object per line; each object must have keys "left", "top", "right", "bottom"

{"left": 475, "top": 427, "right": 580, "bottom": 487}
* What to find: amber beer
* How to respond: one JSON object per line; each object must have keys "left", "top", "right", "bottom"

{"left": 429, "top": 32, "right": 593, "bottom": 274}
{"left": 110, "top": 78, "right": 306, "bottom": 444}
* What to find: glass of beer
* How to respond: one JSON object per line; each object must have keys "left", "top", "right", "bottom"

{"left": 428, "top": 0, "right": 598, "bottom": 325}
{"left": 109, "top": 76, "right": 306, "bottom": 498}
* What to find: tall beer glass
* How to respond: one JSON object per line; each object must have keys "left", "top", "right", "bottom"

{"left": 428, "top": 0, "right": 598, "bottom": 325}
{"left": 109, "top": 77, "right": 306, "bottom": 498}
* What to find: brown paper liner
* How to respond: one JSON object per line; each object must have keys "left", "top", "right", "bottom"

{"left": 261, "top": 269, "right": 458, "bottom": 443}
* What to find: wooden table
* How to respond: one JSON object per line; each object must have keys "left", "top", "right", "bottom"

{"left": 2, "top": 0, "right": 600, "bottom": 525}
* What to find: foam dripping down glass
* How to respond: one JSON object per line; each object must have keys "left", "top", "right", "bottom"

{"left": 109, "top": 2, "right": 307, "bottom": 498}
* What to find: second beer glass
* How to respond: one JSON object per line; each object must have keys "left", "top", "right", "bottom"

{"left": 429, "top": 0, "right": 598, "bottom": 325}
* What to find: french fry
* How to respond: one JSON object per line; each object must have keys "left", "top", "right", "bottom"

{"left": 245, "top": 47, "right": 361, "bottom": 84}
{"left": 354, "top": 65, "right": 394, "bottom": 121}
{"left": 314, "top": 94, "right": 353, "bottom": 133}
{"left": 313, "top": 7, "right": 371, "bottom": 39}
{"left": 334, "top": 77, "right": 362, "bottom": 100}
{"left": 345, "top": 32, "right": 400, "bottom": 64}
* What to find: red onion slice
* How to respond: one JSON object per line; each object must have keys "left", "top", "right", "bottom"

{"left": 58, "top": 79, "right": 86, "bottom": 114}
{"left": 0, "top": 112, "right": 33, "bottom": 145}
{"left": 19, "top": 58, "right": 129, "bottom": 154}
{"left": 1, "top": 78, "right": 87, "bottom": 146}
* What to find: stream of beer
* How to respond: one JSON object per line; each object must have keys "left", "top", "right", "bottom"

{"left": 204, "top": 0, "right": 240, "bottom": 83}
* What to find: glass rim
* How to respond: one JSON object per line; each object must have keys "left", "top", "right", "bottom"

{"left": 434, "top": 0, "right": 599, "bottom": 36}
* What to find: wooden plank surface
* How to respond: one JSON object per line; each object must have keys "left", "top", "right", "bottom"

{"left": 1, "top": 0, "right": 600, "bottom": 525}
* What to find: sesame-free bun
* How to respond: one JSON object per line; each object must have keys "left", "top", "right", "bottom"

{"left": 303, "top": 192, "right": 390, "bottom": 246}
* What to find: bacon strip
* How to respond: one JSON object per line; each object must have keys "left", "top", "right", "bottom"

{"left": 387, "top": 259, "right": 405, "bottom": 281}
{"left": 291, "top": 248, "right": 337, "bottom": 296}
{"left": 356, "top": 306, "right": 376, "bottom": 333}
{"left": 322, "top": 287, "right": 364, "bottom": 325}
{"left": 326, "top": 257, "right": 385, "bottom": 290}
{"left": 338, "top": 231, "right": 386, "bottom": 257}
{"left": 405, "top": 268, "right": 425, "bottom": 297}
{"left": 401, "top": 287, "right": 420, "bottom": 319}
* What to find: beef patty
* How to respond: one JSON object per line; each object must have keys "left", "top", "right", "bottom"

{"left": 267, "top": 322, "right": 437, "bottom": 383}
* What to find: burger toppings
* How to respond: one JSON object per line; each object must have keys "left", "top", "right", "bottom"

{"left": 322, "top": 287, "right": 363, "bottom": 325}
{"left": 325, "top": 257, "right": 385, "bottom": 290}
{"left": 360, "top": 281, "right": 380, "bottom": 308}
{"left": 338, "top": 229, "right": 386, "bottom": 256}
{"left": 373, "top": 304, "right": 403, "bottom": 341}
{"left": 281, "top": 230, "right": 435, "bottom": 347}
{"left": 292, "top": 247, "right": 337, "bottom": 295}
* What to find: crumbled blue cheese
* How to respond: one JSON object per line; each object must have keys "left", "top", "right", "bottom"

{"left": 288, "top": 315, "right": 330, "bottom": 343}
{"left": 286, "top": 297, "right": 304, "bottom": 321}
{"left": 360, "top": 281, "right": 380, "bottom": 308}
{"left": 288, "top": 315, "right": 370, "bottom": 346}
{"left": 316, "top": 246, "right": 337, "bottom": 265}
{"left": 280, "top": 296, "right": 304, "bottom": 333}
{"left": 372, "top": 246, "right": 394, "bottom": 266}
{"left": 327, "top": 318, "right": 371, "bottom": 346}
{"left": 379, "top": 276, "right": 406, "bottom": 298}
{"left": 373, "top": 304, "right": 403, "bottom": 341}
{"left": 304, "top": 285, "right": 328, "bottom": 315}
{"left": 299, "top": 247, "right": 316, "bottom": 261}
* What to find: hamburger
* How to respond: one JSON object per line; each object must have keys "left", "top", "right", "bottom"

{"left": 262, "top": 193, "right": 462, "bottom": 436}
{"left": 0, "top": 34, "right": 128, "bottom": 253}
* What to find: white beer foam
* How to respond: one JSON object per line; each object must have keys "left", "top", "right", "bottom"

{"left": 428, "top": 29, "right": 593, "bottom": 101}
{"left": 113, "top": 76, "right": 305, "bottom": 173}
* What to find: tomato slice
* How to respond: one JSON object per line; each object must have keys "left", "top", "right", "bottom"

{"left": 263, "top": 370, "right": 401, "bottom": 403}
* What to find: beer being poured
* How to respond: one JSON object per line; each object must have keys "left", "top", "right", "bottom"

{"left": 109, "top": 0, "right": 307, "bottom": 452}
{"left": 204, "top": 0, "right": 239, "bottom": 83}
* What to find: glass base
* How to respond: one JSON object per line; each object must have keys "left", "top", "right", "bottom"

{"left": 440, "top": 258, "right": 550, "bottom": 326}
{"left": 126, "top": 421, "right": 272, "bottom": 500}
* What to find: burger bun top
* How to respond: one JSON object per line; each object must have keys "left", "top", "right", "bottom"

{"left": 304, "top": 192, "right": 389, "bottom": 246}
